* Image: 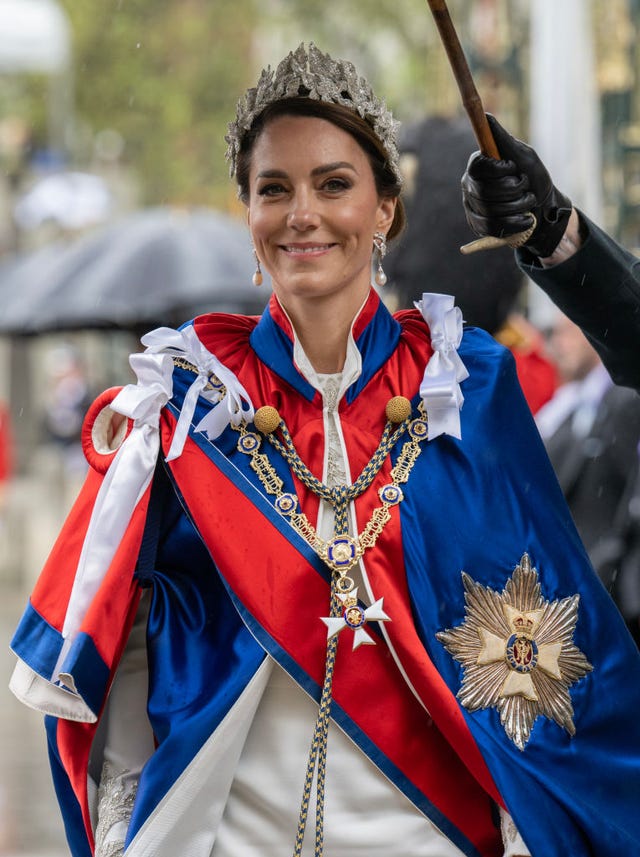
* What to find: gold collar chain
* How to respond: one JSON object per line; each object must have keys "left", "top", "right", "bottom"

{"left": 235, "top": 396, "right": 428, "bottom": 597}
{"left": 170, "top": 358, "right": 429, "bottom": 597}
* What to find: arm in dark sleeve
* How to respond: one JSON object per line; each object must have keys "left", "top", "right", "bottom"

{"left": 517, "top": 212, "right": 640, "bottom": 391}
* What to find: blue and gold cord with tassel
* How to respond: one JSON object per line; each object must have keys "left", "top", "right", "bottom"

{"left": 292, "top": 575, "right": 340, "bottom": 857}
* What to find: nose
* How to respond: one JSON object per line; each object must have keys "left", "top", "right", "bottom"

{"left": 287, "top": 189, "right": 320, "bottom": 231}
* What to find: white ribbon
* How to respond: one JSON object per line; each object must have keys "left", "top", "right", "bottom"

{"left": 51, "top": 324, "right": 255, "bottom": 691}
{"left": 414, "top": 292, "right": 469, "bottom": 440}
{"left": 53, "top": 352, "right": 175, "bottom": 684}
{"left": 141, "top": 325, "right": 254, "bottom": 460}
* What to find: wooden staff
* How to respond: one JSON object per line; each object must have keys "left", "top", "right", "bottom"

{"left": 425, "top": 0, "right": 500, "bottom": 158}
{"left": 425, "top": 0, "right": 535, "bottom": 252}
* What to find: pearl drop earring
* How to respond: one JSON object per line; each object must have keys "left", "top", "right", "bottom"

{"left": 252, "top": 248, "right": 263, "bottom": 287}
{"left": 373, "top": 232, "right": 387, "bottom": 287}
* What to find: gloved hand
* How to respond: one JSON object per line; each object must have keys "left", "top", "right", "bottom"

{"left": 461, "top": 114, "right": 572, "bottom": 257}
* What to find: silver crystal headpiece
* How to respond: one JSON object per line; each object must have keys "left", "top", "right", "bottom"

{"left": 225, "top": 43, "right": 402, "bottom": 184}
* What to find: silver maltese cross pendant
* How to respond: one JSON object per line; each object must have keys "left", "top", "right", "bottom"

{"left": 321, "top": 587, "right": 391, "bottom": 650}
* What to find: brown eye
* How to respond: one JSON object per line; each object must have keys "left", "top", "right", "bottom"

{"left": 258, "top": 182, "right": 287, "bottom": 196}
{"left": 323, "top": 178, "right": 350, "bottom": 192}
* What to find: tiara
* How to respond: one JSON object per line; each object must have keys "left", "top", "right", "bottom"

{"left": 225, "top": 42, "right": 402, "bottom": 184}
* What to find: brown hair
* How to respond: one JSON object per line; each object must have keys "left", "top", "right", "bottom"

{"left": 235, "top": 97, "right": 406, "bottom": 241}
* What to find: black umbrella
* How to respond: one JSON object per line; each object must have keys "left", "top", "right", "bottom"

{"left": 0, "top": 207, "right": 270, "bottom": 334}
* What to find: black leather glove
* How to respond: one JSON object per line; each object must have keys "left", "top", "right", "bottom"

{"left": 461, "top": 114, "right": 573, "bottom": 257}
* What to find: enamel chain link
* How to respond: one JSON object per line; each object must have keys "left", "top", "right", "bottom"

{"left": 234, "top": 397, "right": 429, "bottom": 857}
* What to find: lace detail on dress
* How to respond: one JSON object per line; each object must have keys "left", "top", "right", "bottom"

{"left": 319, "top": 376, "right": 348, "bottom": 491}
{"left": 96, "top": 837, "right": 127, "bottom": 857}
{"left": 316, "top": 373, "right": 369, "bottom": 595}
{"left": 94, "top": 762, "right": 139, "bottom": 857}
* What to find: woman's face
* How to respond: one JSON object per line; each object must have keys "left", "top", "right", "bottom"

{"left": 247, "top": 114, "right": 395, "bottom": 309}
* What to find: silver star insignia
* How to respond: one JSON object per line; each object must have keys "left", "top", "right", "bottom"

{"left": 437, "top": 553, "right": 593, "bottom": 750}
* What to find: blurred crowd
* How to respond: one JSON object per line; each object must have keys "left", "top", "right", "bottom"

{"left": 536, "top": 315, "right": 640, "bottom": 646}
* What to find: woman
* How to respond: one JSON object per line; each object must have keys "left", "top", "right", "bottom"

{"left": 10, "top": 44, "right": 640, "bottom": 857}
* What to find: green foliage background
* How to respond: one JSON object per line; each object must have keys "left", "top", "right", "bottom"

{"left": 46, "top": 0, "right": 474, "bottom": 211}
{"left": 57, "top": 0, "right": 260, "bottom": 210}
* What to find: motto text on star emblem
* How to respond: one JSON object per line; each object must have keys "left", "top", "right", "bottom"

{"left": 437, "top": 553, "right": 592, "bottom": 750}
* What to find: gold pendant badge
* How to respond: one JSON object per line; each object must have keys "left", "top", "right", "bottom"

{"left": 437, "top": 553, "right": 593, "bottom": 750}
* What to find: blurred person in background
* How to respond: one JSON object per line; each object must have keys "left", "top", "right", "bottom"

{"left": 0, "top": 399, "right": 13, "bottom": 519}
{"left": 387, "top": 115, "right": 557, "bottom": 415}
{"left": 8, "top": 44, "right": 640, "bottom": 857}
{"left": 536, "top": 313, "right": 640, "bottom": 607}
{"left": 42, "top": 343, "right": 94, "bottom": 480}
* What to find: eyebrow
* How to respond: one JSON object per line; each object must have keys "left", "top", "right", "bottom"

{"left": 256, "top": 161, "right": 358, "bottom": 179}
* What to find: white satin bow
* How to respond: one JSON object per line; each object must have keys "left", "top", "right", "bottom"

{"left": 414, "top": 292, "right": 469, "bottom": 440}
{"left": 141, "top": 325, "right": 255, "bottom": 460}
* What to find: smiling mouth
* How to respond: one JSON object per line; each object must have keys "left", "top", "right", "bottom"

{"left": 281, "top": 243, "right": 335, "bottom": 255}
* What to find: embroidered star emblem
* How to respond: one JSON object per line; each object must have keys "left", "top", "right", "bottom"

{"left": 437, "top": 553, "right": 593, "bottom": 750}
{"left": 321, "top": 587, "right": 390, "bottom": 650}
